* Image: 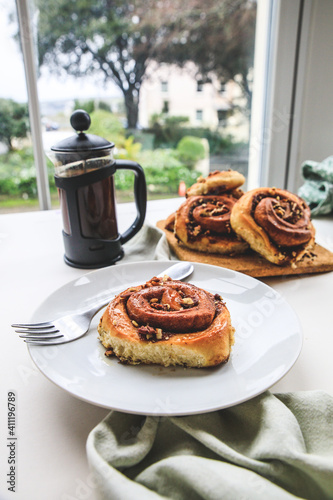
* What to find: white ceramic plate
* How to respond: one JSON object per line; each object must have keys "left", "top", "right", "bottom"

{"left": 28, "top": 261, "right": 302, "bottom": 416}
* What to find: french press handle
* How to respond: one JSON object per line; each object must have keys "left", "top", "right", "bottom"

{"left": 114, "top": 160, "right": 147, "bottom": 244}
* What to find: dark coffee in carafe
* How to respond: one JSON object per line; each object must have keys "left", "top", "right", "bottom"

{"left": 49, "top": 110, "right": 146, "bottom": 268}
{"left": 77, "top": 175, "right": 118, "bottom": 240}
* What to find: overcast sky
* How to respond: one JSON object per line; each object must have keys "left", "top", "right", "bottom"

{"left": 0, "top": 4, "right": 120, "bottom": 103}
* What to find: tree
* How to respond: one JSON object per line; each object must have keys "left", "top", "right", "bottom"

{"left": 150, "top": 0, "right": 257, "bottom": 112}
{"left": 0, "top": 99, "right": 29, "bottom": 151}
{"left": 36, "top": 0, "right": 169, "bottom": 129}
{"left": 35, "top": 0, "right": 256, "bottom": 129}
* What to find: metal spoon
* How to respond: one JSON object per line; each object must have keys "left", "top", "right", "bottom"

{"left": 157, "top": 261, "right": 194, "bottom": 281}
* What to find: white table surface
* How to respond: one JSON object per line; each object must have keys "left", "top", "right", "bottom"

{"left": 1, "top": 197, "right": 332, "bottom": 500}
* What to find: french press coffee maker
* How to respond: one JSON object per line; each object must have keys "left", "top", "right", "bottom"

{"left": 49, "top": 109, "right": 147, "bottom": 269}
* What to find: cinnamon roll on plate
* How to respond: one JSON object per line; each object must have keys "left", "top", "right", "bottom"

{"left": 98, "top": 275, "right": 234, "bottom": 368}
{"left": 230, "top": 188, "right": 316, "bottom": 265}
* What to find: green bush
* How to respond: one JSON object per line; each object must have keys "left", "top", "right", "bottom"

{"left": 0, "top": 177, "right": 18, "bottom": 196}
{"left": 0, "top": 142, "right": 202, "bottom": 206}
{"left": 146, "top": 120, "right": 234, "bottom": 154}
{"left": 114, "top": 148, "right": 199, "bottom": 195}
{"left": 0, "top": 148, "right": 34, "bottom": 196}
{"left": 137, "top": 148, "right": 184, "bottom": 170}
{"left": 74, "top": 99, "right": 95, "bottom": 115}
{"left": 88, "top": 110, "right": 125, "bottom": 145}
{"left": 0, "top": 147, "right": 56, "bottom": 199}
{"left": 0, "top": 98, "right": 29, "bottom": 150}
{"left": 176, "top": 136, "right": 206, "bottom": 169}
{"left": 138, "top": 148, "right": 198, "bottom": 193}
{"left": 115, "top": 136, "right": 142, "bottom": 161}
{"left": 17, "top": 168, "right": 38, "bottom": 197}
{"left": 144, "top": 165, "right": 199, "bottom": 194}
{"left": 149, "top": 113, "right": 189, "bottom": 129}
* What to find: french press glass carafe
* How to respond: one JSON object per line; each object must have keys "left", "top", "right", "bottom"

{"left": 49, "top": 109, "right": 147, "bottom": 269}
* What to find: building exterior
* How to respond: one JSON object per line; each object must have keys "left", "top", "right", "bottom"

{"left": 139, "top": 61, "right": 249, "bottom": 141}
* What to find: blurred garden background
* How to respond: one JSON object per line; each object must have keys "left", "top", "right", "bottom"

{"left": 0, "top": 0, "right": 256, "bottom": 213}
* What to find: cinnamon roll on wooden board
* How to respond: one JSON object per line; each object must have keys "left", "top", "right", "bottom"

{"left": 159, "top": 170, "right": 333, "bottom": 276}
{"left": 174, "top": 194, "right": 248, "bottom": 255}
{"left": 98, "top": 276, "right": 234, "bottom": 368}
{"left": 165, "top": 169, "right": 245, "bottom": 235}
{"left": 186, "top": 169, "right": 245, "bottom": 197}
{"left": 156, "top": 220, "right": 333, "bottom": 277}
{"left": 230, "top": 188, "right": 316, "bottom": 266}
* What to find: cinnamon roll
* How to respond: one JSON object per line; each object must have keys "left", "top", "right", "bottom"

{"left": 186, "top": 169, "right": 245, "bottom": 197}
{"left": 230, "top": 188, "right": 316, "bottom": 265}
{"left": 164, "top": 169, "right": 245, "bottom": 234}
{"left": 174, "top": 194, "right": 248, "bottom": 255}
{"left": 98, "top": 276, "right": 234, "bottom": 368}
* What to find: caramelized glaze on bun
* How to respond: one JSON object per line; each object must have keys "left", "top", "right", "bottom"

{"left": 98, "top": 276, "right": 234, "bottom": 368}
{"left": 186, "top": 169, "right": 245, "bottom": 197}
{"left": 174, "top": 194, "right": 248, "bottom": 255}
{"left": 230, "top": 187, "right": 316, "bottom": 265}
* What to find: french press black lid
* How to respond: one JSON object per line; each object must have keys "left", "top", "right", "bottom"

{"left": 51, "top": 109, "right": 114, "bottom": 158}
{"left": 50, "top": 110, "right": 147, "bottom": 269}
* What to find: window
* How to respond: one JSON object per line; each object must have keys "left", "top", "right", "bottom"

{"left": 161, "top": 81, "right": 168, "bottom": 92}
{"left": 162, "top": 100, "right": 169, "bottom": 114}
{"left": 219, "top": 82, "right": 226, "bottom": 94}
{"left": 197, "top": 81, "right": 204, "bottom": 92}
{"left": 196, "top": 110, "right": 203, "bottom": 122}
{"left": 217, "top": 109, "right": 228, "bottom": 125}
{"left": 4, "top": 0, "right": 326, "bottom": 213}
{"left": 1, "top": 0, "right": 261, "bottom": 212}
{"left": 248, "top": 0, "right": 315, "bottom": 193}
{"left": 0, "top": 0, "right": 49, "bottom": 213}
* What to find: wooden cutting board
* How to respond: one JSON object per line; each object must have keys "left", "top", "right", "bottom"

{"left": 157, "top": 220, "right": 333, "bottom": 278}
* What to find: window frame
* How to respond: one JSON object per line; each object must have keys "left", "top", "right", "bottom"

{"left": 248, "top": 0, "right": 312, "bottom": 192}
{"left": 16, "top": 0, "right": 51, "bottom": 210}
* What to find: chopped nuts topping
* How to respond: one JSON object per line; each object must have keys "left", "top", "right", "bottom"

{"left": 137, "top": 324, "right": 165, "bottom": 342}
{"left": 192, "top": 225, "right": 201, "bottom": 236}
{"left": 138, "top": 325, "right": 156, "bottom": 336}
{"left": 150, "top": 302, "right": 164, "bottom": 310}
{"left": 181, "top": 297, "right": 194, "bottom": 305}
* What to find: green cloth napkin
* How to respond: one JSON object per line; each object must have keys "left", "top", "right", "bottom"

{"left": 86, "top": 391, "right": 333, "bottom": 500}
{"left": 298, "top": 156, "right": 333, "bottom": 216}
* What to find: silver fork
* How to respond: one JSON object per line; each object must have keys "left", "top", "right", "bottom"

{"left": 12, "top": 300, "right": 108, "bottom": 345}
{"left": 11, "top": 262, "right": 194, "bottom": 346}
